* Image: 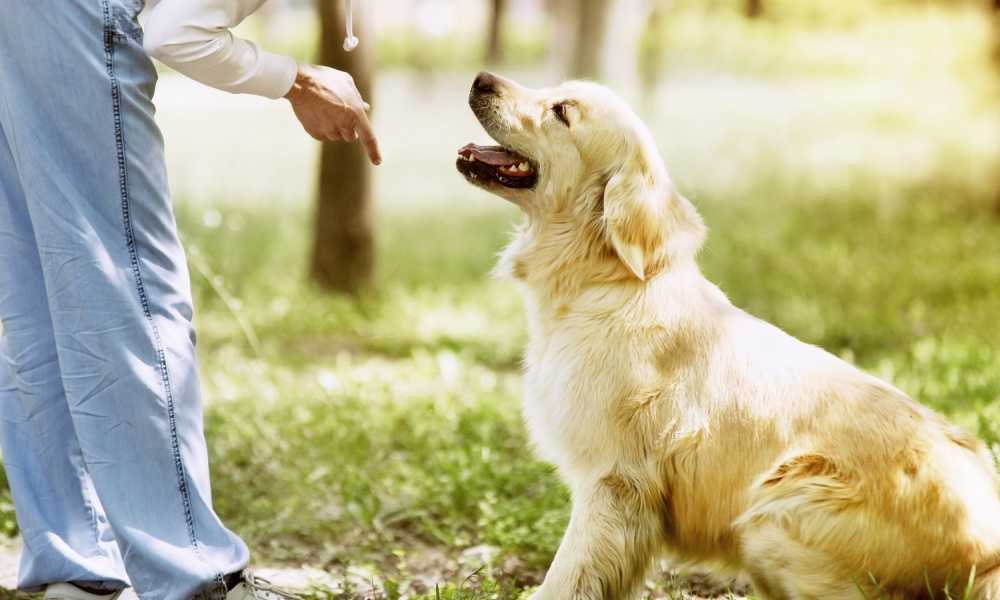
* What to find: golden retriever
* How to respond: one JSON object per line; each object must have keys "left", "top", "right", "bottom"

{"left": 455, "top": 72, "right": 1000, "bottom": 600}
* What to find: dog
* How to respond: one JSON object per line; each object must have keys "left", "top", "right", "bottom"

{"left": 455, "top": 72, "right": 1000, "bottom": 600}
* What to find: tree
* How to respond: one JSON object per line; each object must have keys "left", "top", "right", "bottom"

{"left": 557, "top": 0, "right": 653, "bottom": 100}
{"left": 548, "top": 0, "right": 616, "bottom": 79}
{"left": 746, "top": 0, "right": 764, "bottom": 19}
{"left": 312, "top": 0, "right": 375, "bottom": 293}
{"left": 573, "top": 0, "right": 616, "bottom": 79}
{"left": 994, "top": 0, "right": 1000, "bottom": 61}
{"left": 486, "top": 0, "right": 507, "bottom": 65}
{"left": 549, "top": 0, "right": 651, "bottom": 94}
{"left": 992, "top": 0, "right": 1000, "bottom": 215}
{"left": 638, "top": 0, "right": 670, "bottom": 102}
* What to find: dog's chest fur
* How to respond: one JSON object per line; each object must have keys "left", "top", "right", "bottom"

{"left": 516, "top": 281, "right": 699, "bottom": 481}
{"left": 520, "top": 308, "right": 627, "bottom": 476}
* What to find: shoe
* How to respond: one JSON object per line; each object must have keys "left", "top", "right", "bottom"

{"left": 44, "top": 583, "right": 128, "bottom": 600}
{"left": 226, "top": 571, "right": 302, "bottom": 600}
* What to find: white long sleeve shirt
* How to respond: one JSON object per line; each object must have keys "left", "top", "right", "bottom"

{"left": 143, "top": 0, "right": 298, "bottom": 99}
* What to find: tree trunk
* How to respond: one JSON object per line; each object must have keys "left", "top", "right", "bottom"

{"left": 746, "top": 0, "right": 764, "bottom": 19}
{"left": 546, "top": 0, "right": 575, "bottom": 78}
{"left": 549, "top": 0, "right": 644, "bottom": 87}
{"left": 638, "top": 0, "right": 669, "bottom": 101}
{"left": 994, "top": 0, "right": 1000, "bottom": 61}
{"left": 311, "top": 0, "right": 375, "bottom": 294}
{"left": 570, "top": 0, "right": 616, "bottom": 79}
{"left": 486, "top": 0, "right": 507, "bottom": 65}
{"left": 993, "top": 0, "right": 1000, "bottom": 215}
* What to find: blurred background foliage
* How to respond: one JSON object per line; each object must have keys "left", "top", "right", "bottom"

{"left": 2, "top": 0, "right": 1000, "bottom": 597}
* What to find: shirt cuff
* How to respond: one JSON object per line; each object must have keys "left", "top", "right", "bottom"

{"left": 251, "top": 51, "right": 298, "bottom": 99}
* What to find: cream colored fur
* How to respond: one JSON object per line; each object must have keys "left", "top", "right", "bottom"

{"left": 459, "top": 73, "right": 1000, "bottom": 600}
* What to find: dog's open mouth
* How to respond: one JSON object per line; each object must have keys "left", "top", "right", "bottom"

{"left": 456, "top": 143, "right": 538, "bottom": 189}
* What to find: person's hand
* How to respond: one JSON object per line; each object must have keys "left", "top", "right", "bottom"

{"left": 285, "top": 64, "right": 382, "bottom": 165}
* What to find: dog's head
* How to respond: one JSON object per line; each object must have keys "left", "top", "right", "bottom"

{"left": 456, "top": 72, "right": 705, "bottom": 285}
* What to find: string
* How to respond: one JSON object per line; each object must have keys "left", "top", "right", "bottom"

{"left": 343, "top": 0, "right": 359, "bottom": 51}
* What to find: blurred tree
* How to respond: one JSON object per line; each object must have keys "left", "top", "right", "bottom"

{"left": 486, "top": 0, "right": 507, "bottom": 65}
{"left": 746, "top": 0, "right": 764, "bottom": 19}
{"left": 549, "top": 0, "right": 616, "bottom": 79}
{"left": 994, "top": 0, "right": 1000, "bottom": 215}
{"left": 994, "top": 0, "right": 1000, "bottom": 61}
{"left": 312, "top": 0, "right": 375, "bottom": 293}
{"left": 549, "top": 0, "right": 650, "bottom": 97}
{"left": 639, "top": 0, "right": 670, "bottom": 102}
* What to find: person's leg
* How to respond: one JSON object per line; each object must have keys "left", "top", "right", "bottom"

{"left": 0, "top": 2, "right": 249, "bottom": 599}
{"left": 0, "top": 117, "right": 130, "bottom": 594}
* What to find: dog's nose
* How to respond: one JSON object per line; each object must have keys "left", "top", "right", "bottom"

{"left": 473, "top": 71, "right": 498, "bottom": 95}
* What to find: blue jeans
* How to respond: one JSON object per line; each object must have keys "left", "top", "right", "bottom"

{"left": 0, "top": 1, "right": 250, "bottom": 598}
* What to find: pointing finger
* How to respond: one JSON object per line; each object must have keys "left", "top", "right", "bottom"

{"left": 353, "top": 109, "right": 382, "bottom": 165}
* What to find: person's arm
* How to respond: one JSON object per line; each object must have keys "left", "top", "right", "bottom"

{"left": 143, "top": 0, "right": 381, "bottom": 164}
{"left": 143, "top": 0, "right": 296, "bottom": 98}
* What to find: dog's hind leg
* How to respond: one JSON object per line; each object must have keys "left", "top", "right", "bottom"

{"left": 740, "top": 520, "right": 869, "bottom": 600}
{"left": 530, "top": 472, "right": 665, "bottom": 600}
{"left": 743, "top": 569, "right": 792, "bottom": 600}
{"left": 735, "top": 454, "right": 891, "bottom": 600}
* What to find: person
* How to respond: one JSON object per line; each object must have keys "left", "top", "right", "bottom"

{"left": 0, "top": 1, "right": 379, "bottom": 598}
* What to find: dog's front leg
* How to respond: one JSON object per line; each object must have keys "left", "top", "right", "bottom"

{"left": 531, "top": 472, "right": 664, "bottom": 600}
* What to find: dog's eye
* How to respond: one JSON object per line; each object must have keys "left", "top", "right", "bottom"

{"left": 552, "top": 102, "right": 571, "bottom": 127}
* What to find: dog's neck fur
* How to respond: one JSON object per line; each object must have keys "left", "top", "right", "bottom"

{"left": 495, "top": 185, "right": 723, "bottom": 337}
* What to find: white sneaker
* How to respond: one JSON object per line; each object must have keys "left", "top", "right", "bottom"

{"left": 225, "top": 571, "right": 302, "bottom": 600}
{"left": 44, "top": 583, "right": 132, "bottom": 600}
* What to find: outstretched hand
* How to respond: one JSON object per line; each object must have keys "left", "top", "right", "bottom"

{"left": 285, "top": 64, "right": 382, "bottom": 165}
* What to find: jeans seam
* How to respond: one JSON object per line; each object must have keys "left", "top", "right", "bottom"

{"left": 74, "top": 449, "right": 105, "bottom": 569}
{"left": 100, "top": 2, "right": 226, "bottom": 597}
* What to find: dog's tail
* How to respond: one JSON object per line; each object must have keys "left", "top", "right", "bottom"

{"left": 974, "top": 563, "right": 1000, "bottom": 599}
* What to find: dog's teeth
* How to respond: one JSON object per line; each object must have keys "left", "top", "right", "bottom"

{"left": 519, "top": 162, "right": 529, "bottom": 172}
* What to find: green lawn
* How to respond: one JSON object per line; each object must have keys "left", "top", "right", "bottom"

{"left": 3, "top": 4, "right": 1000, "bottom": 599}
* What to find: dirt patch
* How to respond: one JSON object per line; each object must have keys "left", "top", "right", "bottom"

{"left": 0, "top": 537, "right": 748, "bottom": 599}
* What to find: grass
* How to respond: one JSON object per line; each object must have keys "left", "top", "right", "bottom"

{"left": 3, "top": 2, "right": 1000, "bottom": 598}
{"left": 172, "top": 172, "right": 1000, "bottom": 599}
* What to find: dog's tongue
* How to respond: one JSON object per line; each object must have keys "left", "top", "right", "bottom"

{"left": 459, "top": 143, "right": 523, "bottom": 167}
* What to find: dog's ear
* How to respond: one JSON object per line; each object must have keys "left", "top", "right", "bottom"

{"left": 602, "top": 158, "right": 665, "bottom": 281}
{"left": 602, "top": 148, "right": 705, "bottom": 281}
